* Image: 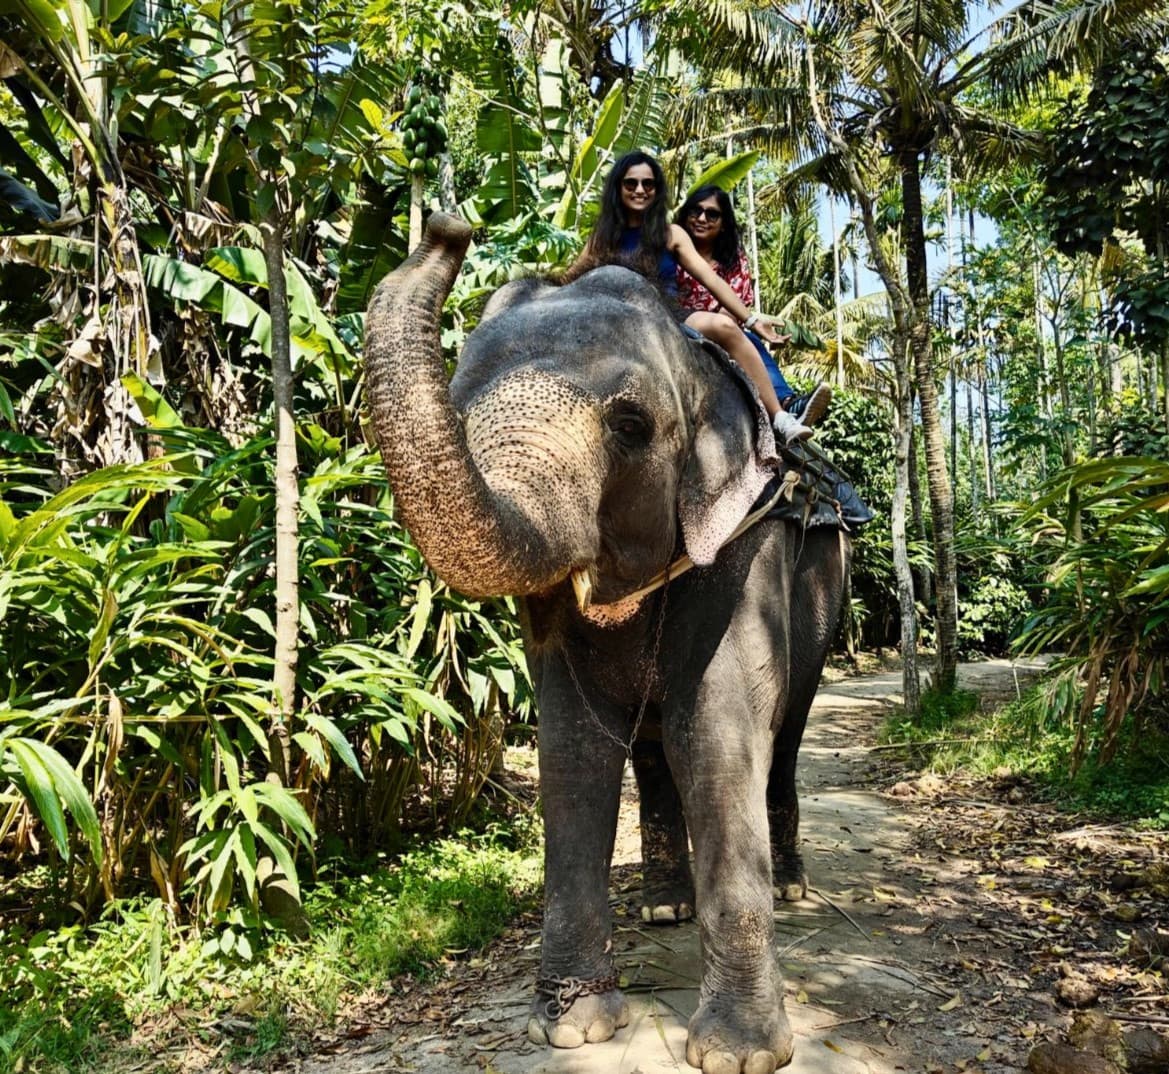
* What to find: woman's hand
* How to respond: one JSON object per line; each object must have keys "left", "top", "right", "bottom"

{"left": 749, "top": 317, "right": 792, "bottom": 347}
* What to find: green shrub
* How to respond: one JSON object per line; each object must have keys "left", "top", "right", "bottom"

{"left": 0, "top": 822, "right": 542, "bottom": 1072}
{"left": 0, "top": 427, "right": 530, "bottom": 927}
{"left": 1015, "top": 455, "right": 1169, "bottom": 771}
{"left": 958, "top": 574, "right": 1032, "bottom": 656}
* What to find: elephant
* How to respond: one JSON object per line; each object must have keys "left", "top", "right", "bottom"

{"left": 364, "top": 213, "right": 851, "bottom": 1074}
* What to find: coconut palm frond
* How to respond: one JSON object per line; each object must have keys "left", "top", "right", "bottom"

{"left": 785, "top": 336, "right": 884, "bottom": 387}
{"left": 649, "top": 0, "right": 805, "bottom": 86}
{"left": 670, "top": 85, "right": 819, "bottom": 159}
{"left": 939, "top": 104, "right": 1045, "bottom": 172}
{"left": 756, "top": 150, "right": 858, "bottom": 210}
{"left": 979, "top": 0, "right": 1169, "bottom": 102}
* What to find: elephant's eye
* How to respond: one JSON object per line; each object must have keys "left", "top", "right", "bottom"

{"left": 605, "top": 403, "right": 653, "bottom": 448}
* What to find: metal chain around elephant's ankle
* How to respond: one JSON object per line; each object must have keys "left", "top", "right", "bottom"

{"left": 562, "top": 576, "right": 669, "bottom": 761}
{"left": 535, "top": 973, "right": 621, "bottom": 1020}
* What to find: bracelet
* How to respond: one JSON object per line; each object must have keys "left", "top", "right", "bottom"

{"left": 743, "top": 313, "right": 759, "bottom": 330}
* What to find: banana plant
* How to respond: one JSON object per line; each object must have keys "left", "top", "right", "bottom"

{"left": 0, "top": 0, "right": 160, "bottom": 463}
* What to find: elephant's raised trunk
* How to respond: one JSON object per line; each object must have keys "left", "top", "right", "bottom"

{"left": 364, "top": 213, "right": 577, "bottom": 597}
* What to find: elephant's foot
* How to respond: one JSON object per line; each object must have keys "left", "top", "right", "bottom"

{"left": 640, "top": 864, "right": 695, "bottom": 924}
{"left": 527, "top": 988, "right": 629, "bottom": 1048}
{"left": 686, "top": 995, "right": 794, "bottom": 1073}
{"left": 772, "top": 850, "right": 807, "bottom": 903}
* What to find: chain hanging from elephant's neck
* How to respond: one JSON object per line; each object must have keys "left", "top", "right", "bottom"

{"left": 562, "top": 577, "right": 669, "bottom": 761}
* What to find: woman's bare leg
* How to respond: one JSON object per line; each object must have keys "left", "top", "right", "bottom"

{"left": 685, "top": 311, "right": 782, "bottom": 415}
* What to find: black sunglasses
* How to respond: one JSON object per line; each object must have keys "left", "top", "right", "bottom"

{"left": 621, "top": 177, "right": 656, "bottom": 192}
{"left": 687, "top": 206, "right": 722, "bottom": 222}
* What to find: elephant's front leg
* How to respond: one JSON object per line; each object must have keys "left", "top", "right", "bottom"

{"left": 526, "top": 660, "right": 631, "bottom": 1048}
{"left": 666, "top": 716, "right": 793, "bottom": 1074}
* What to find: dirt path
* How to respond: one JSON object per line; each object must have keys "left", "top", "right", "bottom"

{"left": 274, "top": 659, "right": 1168, "bottom": 1074}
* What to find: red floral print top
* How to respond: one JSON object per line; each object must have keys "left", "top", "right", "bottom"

{"left": 676, "top": 249, "right": 755, "bottom": 313}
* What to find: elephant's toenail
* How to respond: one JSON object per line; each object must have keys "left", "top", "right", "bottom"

{"left": 641, "top": 905, "right": 653, "bottom": 922}
{"left": 547, "top": 1021, "right": 586, "bottom": 1048}
{"left": 745, "top": 1048, "right": 778, "bottom": 1074}
{"left": 526, "top": 1017, "right": 548, "bottom": 1045}
{"left": 652, "top": 904, "right": 677, "bottom": 922}
{"left": 585, "top": 1017, "right": 615, "bottom": 1042}
{"left": 704, "top": 1049, "right": 741, "bottom": 1074}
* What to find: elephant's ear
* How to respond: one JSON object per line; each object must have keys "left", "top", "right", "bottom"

{"left": 676, "top": 337, "right": 778, "bottom": 567}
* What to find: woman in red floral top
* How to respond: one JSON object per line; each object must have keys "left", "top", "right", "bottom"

{"left": 675, "top": 185, "right": 831, "bottom": 427}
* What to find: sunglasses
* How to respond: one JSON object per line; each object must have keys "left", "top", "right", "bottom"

{"left": 687, "top": 206, "right": 723, "bottom": 222}
{"left": 621, "top": 177, "right": 656, "bottom": 192}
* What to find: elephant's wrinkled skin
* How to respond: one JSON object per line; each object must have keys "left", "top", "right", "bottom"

{"left": 364, "top": 214, "right": 849, "bottom": 1074}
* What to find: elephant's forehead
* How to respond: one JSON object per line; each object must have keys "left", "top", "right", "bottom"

{"left": 452, "top": 295, "right": 680, "bottom": 406}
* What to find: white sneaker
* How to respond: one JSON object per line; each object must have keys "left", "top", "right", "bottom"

{"left": 772, "top": 408, "right": 813, "bottom": 444}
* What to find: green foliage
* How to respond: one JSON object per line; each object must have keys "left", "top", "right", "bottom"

{"left": 1015, "top": 455, "right": 1169, "bottom": 771}
{"left": 1041, "top": 47, "right": 1169, "bottom": 355}
{"left": 880, "top": 682, "right": 1169, "bottom": 827}
{"left": 951, "top": 520, "right": 1041, "bottom": 657}
{"left": 1042, "top": 47, "right": 1169, "bottom": 261}
{"left": 957, "top": 575, "right": 1032, "bottom": 656}
{"left": 1100, "top": 401, "right": 1169, "bottom": 458}
{"left": 0, "top": 430, "right": 529, "bottom": 920}
{"left": 0, "top": 821, "right": 542, "bottom": 1071}
{"left": 881, "top": 685, "right": 981, "bottom": 745}
{"left": 0, "top": 734, "right": 103, "bottom": 865}
{"left": 813, "top": 386, "right": 918, "bottom": 649}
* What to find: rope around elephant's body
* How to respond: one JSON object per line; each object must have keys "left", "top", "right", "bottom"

{"left": 562, "top": 575, "right": 669, "bottom": 761}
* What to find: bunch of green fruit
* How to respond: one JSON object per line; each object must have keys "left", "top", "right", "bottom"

{"left": 401, "top": 82, "right": 446, "bottom": 180}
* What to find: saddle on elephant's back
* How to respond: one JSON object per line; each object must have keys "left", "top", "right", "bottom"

{"left": 762, "top": 440, "right": 875, "bottom": 532}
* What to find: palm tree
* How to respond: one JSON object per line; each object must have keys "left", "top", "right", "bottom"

{"left": 655, "top": 0, "right": 1169, "bottom": 700}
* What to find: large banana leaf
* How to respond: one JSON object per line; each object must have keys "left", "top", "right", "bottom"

{"left": 552, "top": 72, "right": 675, "bottom": 229}
{"left": 0, "top": 122, "right": 60, "bottom": 205}
{"left": 144, "top": 252, "right": 353, "bottom": 373}
{"left": 0, "top": 170, "right": 59, "bottom": 222}
{"left": 688, "top": 150, "right": 761, "bottom": 196}
{"left": 204, "top": 247, "right": 354, "bottom": 372}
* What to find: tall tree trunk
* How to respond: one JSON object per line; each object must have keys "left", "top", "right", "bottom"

{"left": 890, "top": 344, "right": 920, "bottom": 716}
{"left": 1032, "top": 258, "right": 1050, "bottom": 481}
{"left": 1162, "top": 341, "right": 1169, "bottom": 436}
{"left": 980, "top": 363, "right": 996, "bottom": 503}
{"left": 230, "top": 2, "right": 299, "bottom": 783}
{"left": 804, "top": 54, "right": 919, "bottom": 711}
{"left": 262, "top": 215, "right": 299, "bottom": 785}
{"left": 830, "top": 196, "right": 845, "bottom": 387}
{"left": 901, "top": 151, "right": 958, "bottom": 692}
{"left": 967, "top": 378, "right": 978, "bottom": 519}
{"left": 746, "top": 167, "right": 761, "bottom": 313}
{"left": 908, "top": 417, "right": 931, "bottom": 603}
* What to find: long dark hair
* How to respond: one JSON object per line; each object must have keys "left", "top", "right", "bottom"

{"left": 675, "top": 185, "right": 742, "bottom": 272}
{"left": 578, "top": 151, "right": 670, "bottom": 280}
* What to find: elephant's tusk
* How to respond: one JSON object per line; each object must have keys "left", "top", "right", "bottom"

{"left": 571, "top": 567, "right": 594, "bottom": 614}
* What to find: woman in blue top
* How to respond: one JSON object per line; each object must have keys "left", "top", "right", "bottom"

{"left": 569, "top": 151, "right": 813, "bottom": 444}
